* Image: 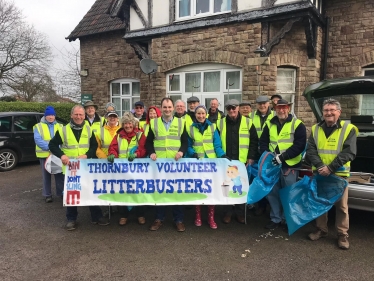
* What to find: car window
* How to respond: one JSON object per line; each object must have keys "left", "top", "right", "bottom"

{"left": 0, "top": 116, "right": 12, "bottom": 133}
{"left": 14, "top": 115, "right": 38, "bottom": 132}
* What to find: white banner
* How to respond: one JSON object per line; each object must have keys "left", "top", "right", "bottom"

{"left": 63, "top": 158, "right": 249, "bottom": 206}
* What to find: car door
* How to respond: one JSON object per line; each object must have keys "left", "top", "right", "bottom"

{"left": 13, "top": 114, "right": 38, "bottom": 162}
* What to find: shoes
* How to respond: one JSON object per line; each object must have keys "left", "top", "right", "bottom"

{"left": 338, "top": 234, "right": 349, "bottom": 250}
{"left": 222, "top": 214, "right": 232, "bottom": 224}
{"left": 45, "top": 196, "right": 53, "bottom": 203}
{"left": 195, "top": 206, "right": 202, "bottom": 226}
{"left": 66, "top": 221, "right": 76, "bottom": 231}
{"left": 176, "top": 222, "right": 185, "bottom": 232}
{"left": 138, "top": 217, "right": 146, "bottom": 225}
{"left": 149, "top": 219, "right": 163, "bottom": 231}
{"left": 236, "top": 215, "right": 245, "bottom": 224}
{"left": 207, "top": 206, "right": 217, "bottom": 229}
{"left": 92, "top": 217, "right": 110, "bottom": 226}
{"left": 119, "top": 218, "right": 127, "bottom": 226}
{"left": 255, "top": 206, "right": 265, "bottom": 216}
{"left": 265, "top": 221, "right": 281, "bottom": 229}
{"left": 308, "top": 230, "right": 328, "bottom": 241}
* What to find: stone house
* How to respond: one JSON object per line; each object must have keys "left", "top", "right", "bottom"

{"left": 66, "top": 0, "right": 374, "bottom": 128}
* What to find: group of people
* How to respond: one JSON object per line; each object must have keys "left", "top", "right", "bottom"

{"left": 34, "top": 93, "right": 356, "bottom": 250}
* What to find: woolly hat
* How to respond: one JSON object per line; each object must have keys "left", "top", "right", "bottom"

{"left": 195, "top": 105, "right": 207, "bottom": 113}
{"left": 105, "top": 102, "right": 116, "bottom": 111}
{"left": 44, "top": 106, "right": 56, "bottom": 116}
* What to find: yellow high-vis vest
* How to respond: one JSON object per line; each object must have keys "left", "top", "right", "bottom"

{"left": 250, "top": 110, "right": 274, "bottom": 138}
{"left": 188, "top": 124, "right": 217, "bottom": 158}
{"left": 95, "top": 126, "right": 116, "bottom": 156}
{"left": 118, "top": 132, "right": 142, "bottom": 158}
{"left": 311, "top": 121, "right": 358, "bottom": 177}
{"left": 184, "top": 114, "right": 194, "bottom": 131}
{"left": 268, "top": 117, "right": 303, "bottom": 166}
{"left": 150, "top": 117, "right": 184, "bottom": 158}
{"left": 217, "top": 116, "right": 252, "bottom": 163}
{"left": 33, "top": 122, "right": 62, "bottom": 158}
{"left": 85, "top": 116, "right": 104, "bottom": 133}
{"left": 143, "top": 123, "right": 150, "bottom": 137}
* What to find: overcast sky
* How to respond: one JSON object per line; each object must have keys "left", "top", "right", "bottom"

{"left": 13, "top": 0, "right": 95, "bottom": 70}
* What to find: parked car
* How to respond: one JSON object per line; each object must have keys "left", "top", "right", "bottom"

{"left": 0, "top": 112, "right": 67, "bottom": 172}
{"left": 303, "top": 76, "right": 374, "bottom": 212}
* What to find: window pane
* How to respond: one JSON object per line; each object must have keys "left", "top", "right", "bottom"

{"left": 364, "top": 70, "right": 374, "bottom": 76}
{"left": 0, "top": 116, "right": 12, "bottom": 133}
{"left": 112, "top": 83, "right": 120, "bottom": 96}
{"left": 204, "top": 71, "right": 220, "bottom": 92}
{"left": 214, "top": 0, "right": 231, "bottom": 12}
{"left": 186, "top": 73, "right": 201, "bottom": 92}
{"left": 169, "top": 95, "right": 182, "bottom": 104}
{"left": 132, "top": 82, "right": 140, "bottom": 96}
{"left": 112, "top": 98, "right": 121, "bottom": 114}
{"left": 122, "top": 99, "right": 131, "bottom": 112}
{"left": 224, "top": 94, "right": 241, "bottom": 105}
{"left": 179, "top": 0, "right": 191, "bottom": 17}
{"left": 132, "top": 97, "right": 140, "bottom": 109}
{"left": 277, "top": 69, "right": 295, "bottom": 93}
{"left": 226, "top": 71, "right": 240, "bottom": 90}
{"left": 14, "top": 115, "right": 37, "bottom": 132}
{"left": 169, "top": 74, "right": 180, "bottom": 91}
{"left": 122, "top": 84, "right": 130, "bottom": 95}
{"left": 196, "top": 0, "right": 209, "bottom": 14}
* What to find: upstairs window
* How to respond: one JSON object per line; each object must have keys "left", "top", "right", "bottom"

{"left": 177, "top": 0, "right": 231, "bottom": 20}
{"left": 277, "top": 67, "right": 297, "bottom": 113}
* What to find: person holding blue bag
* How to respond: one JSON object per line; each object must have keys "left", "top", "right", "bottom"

{"left": 306, "top": 98, "right": 357, "bottom": 250}
{"left": 259, "top": 99, "right": 306, "bottom": 230}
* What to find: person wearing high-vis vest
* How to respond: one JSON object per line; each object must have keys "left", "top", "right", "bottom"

{"left": 33, "top": 106, "right": 64, "bottom": 203}
{"left": 185, "top": 96, "right": 200, "bottom": 130}
{"left": 84, "top": 100, "right": 105, "bottom": 133}
{"left": 143, "top": 106, "right": 161, "bottom": 137}
{"left": 107, "top": 112, "right": 147, "bottom": 226}
{"left": 132, "top": 101, "right": 147, "bottom": 129}
{"left": 306, "top": 98, "right": 357, "bottom": 250}
{"left": 259, "top": 99, "right": 306, "bottom": 230}
{"left": 239, "top": 101, "right": 252, "bottom": 118}
{"left": 174, "top": 100, "right": 187, "bottom": 119}
{"left": 49, "top": 105, "right": 109, "bottom": 231}
{"left": 217, "top": 99, "right": 259, "bottom": 224}
{"left": 187, "top": 105, "right": 226, "bottom": 229}
{"left": 146, "top": 97, "right": 188, "bottom": 232}
{"left": 96, "top": 111, "right": 120, "bottom": 159}
{"left": 207, "top": 98, "right": 223, "bottom": 124}
{"left": 250, "top": 95, "right": 274, "bottom": 138}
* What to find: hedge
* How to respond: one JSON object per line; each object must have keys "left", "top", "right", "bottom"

{"left": 0, "top": 101, "right": 77, "bottom": 122}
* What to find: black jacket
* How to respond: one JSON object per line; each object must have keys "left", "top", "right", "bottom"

{"left": 207, "top": 108, "right": 224, "bottom": 124}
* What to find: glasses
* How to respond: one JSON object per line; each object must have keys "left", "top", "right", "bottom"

{"left": 135, "top": 106, "right": 143, "bottom": 109}
{"left": 322, "top": 109, "right": 339, "bottom": 113}
{"left": 226, "top": 106, "right": 237, "bottom": 111}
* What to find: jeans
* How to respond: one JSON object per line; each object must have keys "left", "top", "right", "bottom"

{"left": 155, "top": 206, "right": 184, "bottom": 223}
{"left": 118, "top": 206, "right": 145, "bottom": 218}
{"left": 267, "top": 167, "right": 299, "bottom": 223}
{"left": 39, "top": 158, "right": 64, "bottom": 197}
{"left": 66, "top": 206, "right": 103, "bottom": 222}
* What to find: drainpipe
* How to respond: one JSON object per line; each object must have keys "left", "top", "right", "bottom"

{"left": 322, "top": 17, "right": 329, "bottom": 80}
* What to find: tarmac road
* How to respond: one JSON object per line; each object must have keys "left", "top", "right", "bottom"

{"left": 1, "top": 162, "right": 374, "bottom": 281}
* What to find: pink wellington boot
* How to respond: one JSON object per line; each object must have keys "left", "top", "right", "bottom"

{"left": 207, "top": 206, "right": 217, "bottom": 229}
{"left": 195, "top": 205, "right": 202, "bottom": 226}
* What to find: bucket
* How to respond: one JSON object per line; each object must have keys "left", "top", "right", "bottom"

{"left": 221, "top": 184, "right": 230, "bottom": 197}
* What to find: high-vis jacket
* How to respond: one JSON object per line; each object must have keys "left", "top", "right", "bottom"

{"left": 188, "top": 123, "right": 216, "bottom": 158}
{"left": 33, "top": 122, "right": 61, "bottom": 158}
{"left": 217, "top": 116, "right": 252, "bottom": 163}
{"left": 268, "top": 117, "right": 303, "bottom": 166}
{"left": 251, "top": 110, "right": 274, "bottom": 138}
{"left": 311, "top": 120, "right": 357, "bottom": 177}
{"left": 150, "top": 117, "right": 184, "bottom": 158}
{"left": 118, "top": 132, "right": 142, "bottom": 158}
{"left": 96, "top": 125, "right": 116, "bottom": 156}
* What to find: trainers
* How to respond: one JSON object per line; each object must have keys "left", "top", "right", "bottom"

{"left": 45, "top": 196, "right": 53, "bottom": 203}
{"left": 338, "top": 234, "right": 349, "bottom": 250}
{"left": 176, "top": 222, "right": 185, "bottom": 232}
{"left": 92, "top": 217, "right": 110, "bottom": 226}
{"left": 149, "top": 219, "right": 163, "bottom": 231}
{"left": 308, "top": 230, "right": 328, "bottom": 241}
{"left": 66, "top": 221, "right": 76, "bottom": 231}
{"left": 265, "top": 221, "right": 281, "bottom": 229}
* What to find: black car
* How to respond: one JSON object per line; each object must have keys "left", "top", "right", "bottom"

{"left": 0, "top": 112, "right": 67, "bottom": 172}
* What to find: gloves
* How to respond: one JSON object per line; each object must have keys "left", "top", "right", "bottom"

{"left": 271, "top": 154, "right": 284, "bottom": 166}
{"left": 220, "top": 154, "right": 231, "bottom": 161}
{"left": 128, "top": 153, "right": 137, "bottom": 162}
{"left": 107, "top": 154, "right": 115, "bottom": 163}
{"left": 192, "top": 153, "right": 199, "bottom": 160}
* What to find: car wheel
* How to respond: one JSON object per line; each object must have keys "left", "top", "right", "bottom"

{"left": 0, "top": 149, "right": 19, "bottom": 172}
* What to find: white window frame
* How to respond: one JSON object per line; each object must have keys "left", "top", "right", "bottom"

{"left": 175, "top": 0, "right": 231, "bottom": 21}
{"left": 276, "top": 67, "right": 297, "bottom": 113}
{"left": 110, "top": 78, "right": 140, "bottom": 116}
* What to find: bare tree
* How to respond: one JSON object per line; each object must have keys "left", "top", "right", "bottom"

{"left": 0, "top": 0, "right": 52, "bottom": 92}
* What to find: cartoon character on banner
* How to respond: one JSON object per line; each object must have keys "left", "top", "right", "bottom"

{"left": 222, "top": 165, "right": 247, "bottom": 197}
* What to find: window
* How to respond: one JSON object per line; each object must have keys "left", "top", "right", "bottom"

{"left": 167, "top": 63, "right": 242, "bottom": 111}
{"left": 0, "top": 116, "right": 12, "bottom": 133}
{"left": 14, "top": 115, "right": 38, "bottom": 132}
{"left": 110, "top": 79, "right": 140, "bottom": 116}
{"left": 277, "top": 67, "right": 297, "bottom": 113}
{"left": 361, "top": 68, "right": 374, "bottom": 115}
{"left": 177, "top": 0, "right": 231, "bottom": 20}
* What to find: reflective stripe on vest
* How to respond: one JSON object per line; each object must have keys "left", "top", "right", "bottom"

{"left": 268, "top": 118, "right": 302, "bottom": 166}
{"left": 143, "top": 123, "right": 149, "bottom": 137}
{"left": 217, "top": 116, "right": 252, "bottom": 163}
{"left": 311, "top": 121, "right": 356, "bottom": 176}
{"left": 151, "top": 117, "right": 184, "bottom": 158}
{"left": 185, "top": 114, "right": 193, "bottom": 131}
{"left": 34, "top": 123, "right": 61, "bottom": 158}
{"left": 95, "top": 126, "right": 115, "bottom": 155}
{"left": 188, "top": 124, "right": 216, "bottom": 158}
{"left": 118, "top": 132, "right": 141, "bottom": 158}
{"left": 250, "top": 110, "right": 274, "bottom": 138}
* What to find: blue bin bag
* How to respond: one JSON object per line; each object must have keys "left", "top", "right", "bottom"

{"left": 247, "top": 152, "right": 282, "bottom": 205}
{"left": 246, "top": 162, "right": 259, "bottom": 183}
{"left": 279, "top": 174, "right": 348, "bottom": 235}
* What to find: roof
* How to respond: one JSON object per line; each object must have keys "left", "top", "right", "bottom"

{"left": 66, "top": 0, "right": 127, "bottom": 41}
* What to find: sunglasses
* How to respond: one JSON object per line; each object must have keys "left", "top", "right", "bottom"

{"left": 226, "top": 106, "right": 237, "bottom": 111}
{"left": 135, "top": 106, "right": 143, "bottom": 109}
